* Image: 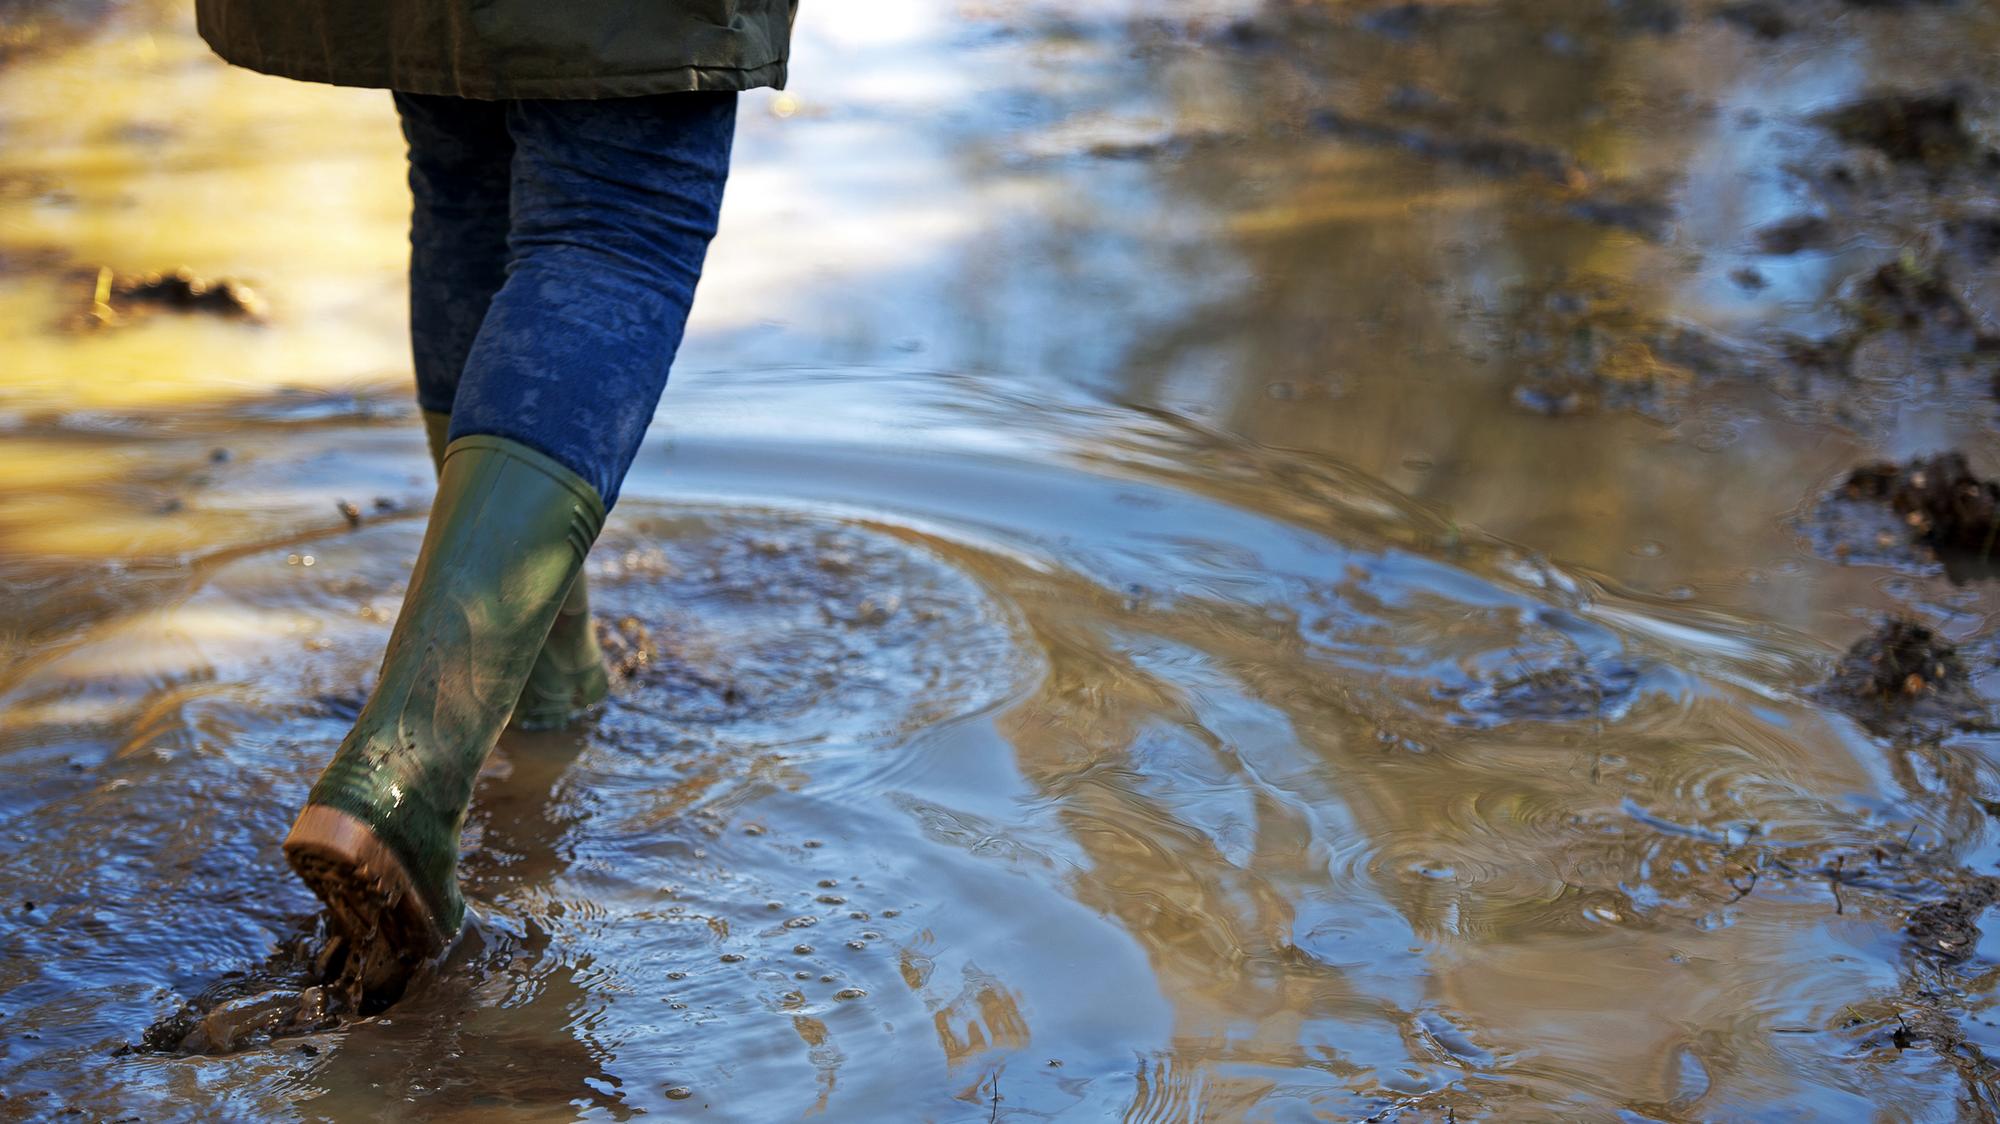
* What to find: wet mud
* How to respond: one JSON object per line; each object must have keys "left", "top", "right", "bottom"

{"left": 5, "top": 0, "right": 2000, "bottom": 1118}
{"left": 1821, "top": 453, "right": 2000, "bottom": 581}
{"left": 1816, "top": 91, "right": 1992, "bottom": 173}
{"left": 1848, "top": 454, "right": 2000, "bottom": 561}
{"left": 1824, "top": 617, "right": 1988, "bottom": 738}
{"left": 1499, "top": 273, "right": 1733, "bottom": 417}
{"left": 71, "top": 266, "right": 266, "bottom": 330}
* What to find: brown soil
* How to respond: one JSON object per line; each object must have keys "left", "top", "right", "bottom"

{"left": 1816, "top": 91, "right": 1989, "bottom": 171}
{"left": 1906, "top": 878, "right": 2000, "bottom": 963}
{"left": 1844, "top": 453, "right": 2000, "bottom": 563}
{"left": 73, "top": 266, "right": 266, "bottom": 329}
{"left": 132, "top": 916, "right": 375, "bottom": 1055}
{"left": 1830, "top": 618, "right": 1967, "bottom": 703}
{"left": 1823, "top": 617, "right": 1989, "bottom": 738}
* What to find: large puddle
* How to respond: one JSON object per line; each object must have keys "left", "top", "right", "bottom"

{"left": 4, "top": 0, "right": 2000, "bottom": 1118}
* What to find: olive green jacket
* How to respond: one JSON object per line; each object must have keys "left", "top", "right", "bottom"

{"left": 195, "top": 0, "right": 795, "bottom": 99}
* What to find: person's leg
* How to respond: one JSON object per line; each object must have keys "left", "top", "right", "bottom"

{"left": 397, "top": 92, "right": 512, "bottom": 429}
{"left": 284, "top": 91, "right": 736, "bottom": 1000}
{"left": 448, "top": 91, "right": 738, "bottom": 506}
{"left": 396, "top": 91, "right": 616, "bottom": 730}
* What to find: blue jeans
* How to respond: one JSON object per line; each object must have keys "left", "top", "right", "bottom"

{"left": 395, "top": 90, "right": 737, "bottom": 508}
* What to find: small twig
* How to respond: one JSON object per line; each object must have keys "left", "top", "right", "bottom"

{"left": 1725, "top": 865, "right": 1760, "bottom": 903}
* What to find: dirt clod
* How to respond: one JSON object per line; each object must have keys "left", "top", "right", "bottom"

{"left": 1816, "top": 92, "right": 1982, "bottom": 170}
{"left": 1822, "top": 617, "right": 1990, "bottom": 738}
{"left": 112, "top": 268, "right": 263, "bottom": 317}
{"left": 1843, "top": 453, "right": 2000, "bottom": 561}
{"left": 1906, "top": 878, "right": 2000, "bottom": 962}
{"left": 1844, "top": 258, "right": 1978, "bottom": 338}
{"left": 1830, "top": 618, "right": 1965, "bottom": 703}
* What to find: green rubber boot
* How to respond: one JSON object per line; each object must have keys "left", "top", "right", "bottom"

{"left": 423, "top": 411, "right": 610, "bottom": 729}
{"left": 284, "top": 434, "right": 605, "bottom": 994}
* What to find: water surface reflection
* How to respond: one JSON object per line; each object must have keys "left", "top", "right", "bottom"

{"left": 3, "top": 0, "right": 2000, "bottom": 1118}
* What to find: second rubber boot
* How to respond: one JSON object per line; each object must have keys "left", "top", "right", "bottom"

{"left": 424, "top": 410, "right": 610, "bottom": 729}
{"left": 284, "top": 434, "right": 605, "bottom": 999}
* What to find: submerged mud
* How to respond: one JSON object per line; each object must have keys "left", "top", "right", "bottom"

{"left": 4, "top": 0, "right": 2000, "bottom": 1118}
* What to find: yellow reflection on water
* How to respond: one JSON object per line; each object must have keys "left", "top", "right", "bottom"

{"left": 0, "top": 3, "right": 409, "bottom": 413}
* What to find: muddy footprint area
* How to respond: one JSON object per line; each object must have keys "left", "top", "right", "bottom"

{"left": 107, "top": 508, "right": 1028, "bottom": 1065}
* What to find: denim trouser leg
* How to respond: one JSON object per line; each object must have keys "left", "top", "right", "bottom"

{"left": 397, "top": 94, "right": 513, "bottom": 417}
{"left": 394, "top": 91, "right": 737, "bottom": 507}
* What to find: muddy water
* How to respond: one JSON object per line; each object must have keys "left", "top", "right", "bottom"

{"left": 6, "top": 0, "right": 2000, "bottom": 1118}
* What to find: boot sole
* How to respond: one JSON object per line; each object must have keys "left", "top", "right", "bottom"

{"left": 284, "top": 806, "right": 447, "bottom": 985}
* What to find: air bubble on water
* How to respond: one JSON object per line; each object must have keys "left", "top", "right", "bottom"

{"left": 834, "top": 988, "right": 866, "bottom": 1001}
{"left": 793, "top": 944, "right": 814, "bottom": 955}
{"left": 784, "top": 916, "right": 818, "bottom": 929}
{"left": 719, "top": 953, "right": 745, "bottom": 963}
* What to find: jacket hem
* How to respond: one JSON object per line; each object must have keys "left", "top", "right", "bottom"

{"left": 197, "top": 33, "right": 788, "bottom": 98}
